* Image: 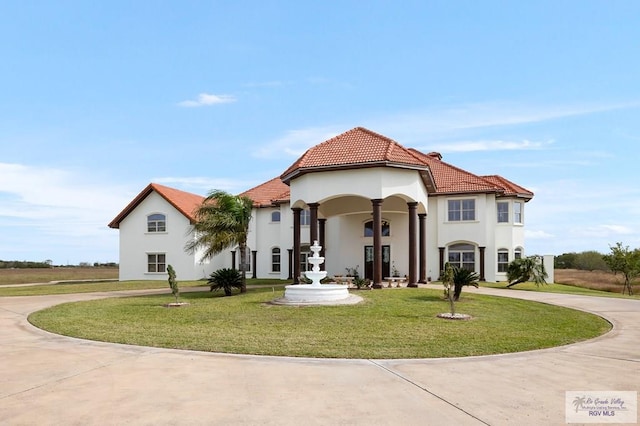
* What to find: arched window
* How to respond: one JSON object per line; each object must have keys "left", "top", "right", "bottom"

{"left": 147, "top": 214, "right": 166, "bottom": 232}
{"left": 271, "top": 247, "right": 281, "bottom": 272}
{"left": 364, "top": 220, "right": 390, "bottom": 237}
{"left": 271, "top": 211, "right": 281, "bottom": 222}
{"left": 448, "top": 243, "right": 475, "bottom": 271}
{"left": 514, "top": 248, "right": 523, "bottom": 260}
{"left": 497, "top": 249, "right": 509, "bottom": 273}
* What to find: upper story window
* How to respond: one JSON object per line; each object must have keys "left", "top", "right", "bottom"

{"left": 514, "top": 248, "right": 523, "bottom": 259}
{"left": 497, "top": 249, "right": 509, "bottom": 273}
{"left": 448, "top": 199, "right": 475, "bottom": 221}
{"left": 271, "top": 211, "right": 281, "bottom": 222}
{"left": 300, "top": 209, "right": 311, "bottom": 226}
{"left": 514, "top": 202, "right": 523, "bottom": 224}
{"left": 147, "top": 214, "right": 166, "bottom": 232}
{"left": 497, "top": 202, "right": 509, "bottom": 223}
{"left": 364, "top": 220, "right": 390, "bottom": 237}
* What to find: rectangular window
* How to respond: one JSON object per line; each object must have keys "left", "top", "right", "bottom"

{"left": 514, "top": 202, "right": 523, "bottom": 224}
{"left": 299, "top": 251, "right": 310, "bottom": 273}
{"left": 448, "top": 199, "right": 475, "bottom": 221}
{"left": 300, "top": 209, "right": 311, "bottom": 226}
{"left": 497, "top": 202, "right": 509, "bottom": 223}
{"left": 271, "top": 248, "right": 281, "bottom": 272}
{"left": 497, "top": 250, "right": 509, "bottom": 273}
{"left": 147, "top": 253, "right": 166, "bottom": 273}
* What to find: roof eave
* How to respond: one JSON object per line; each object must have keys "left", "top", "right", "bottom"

{"left": 281, "top": 161, "right": 429, "bottom": 184}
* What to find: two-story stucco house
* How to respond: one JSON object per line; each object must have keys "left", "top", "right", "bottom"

{"left": 109, "top": 127, "right": 534, "bottom": 284}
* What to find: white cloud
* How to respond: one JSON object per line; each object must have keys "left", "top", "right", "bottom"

{"left": 253, "top": 100, "right": 635, "bottom": 160}
{"left": 0, "top": 162, "right": 135, "bottom": 262}
{"left": 422, "top": 139, "right": 554, "bottom": 153}
{"left": 576, "top": 224, "right": 635, "bottom": 238}
{"left": 152, "top": 176, "right": 261, "bottom": 193}
{"left": 177, "top": 93, "right": 237, "bottom": 107}
{"left": 368, "top": 100, "right": 639, "bottom": 145}
{"left": 525, "top": 230, "right": 555, "bottom": 239}
{"left": 252, "top": 126, "right": 345, "bottom": 159}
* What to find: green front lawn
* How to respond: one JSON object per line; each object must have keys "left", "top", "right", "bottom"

{"left": 29, "top": 287, "right": 611, "bottom": 359}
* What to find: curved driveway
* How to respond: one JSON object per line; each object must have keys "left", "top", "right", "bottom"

{"left": 1, "top": 287, "right": 638, "bottom": 425}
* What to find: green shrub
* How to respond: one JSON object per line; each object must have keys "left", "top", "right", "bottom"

{"left": 208, "top": 268, "right": 244, "bottom": 296}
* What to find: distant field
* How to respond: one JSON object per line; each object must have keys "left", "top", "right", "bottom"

{"left": 554, "top": 268, "right": 632, "bottom": 294}
{"left": 0, "top": 267, "right": 118, "bottom": 285}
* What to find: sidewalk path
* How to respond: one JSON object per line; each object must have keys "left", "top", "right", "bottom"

{"left": 0, "top": 287, "right": 638, "bottom": 425}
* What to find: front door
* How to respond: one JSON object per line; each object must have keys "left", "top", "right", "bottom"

{"left": 364, "top": 245, "right": 390, "bottom": 280}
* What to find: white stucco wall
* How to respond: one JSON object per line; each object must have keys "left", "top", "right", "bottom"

{"left": 118, "top": 192, "right": 217, "bottom": 281}
{"left": 291, "top": 168, "right": 429, "bottom": 209}
{"left": 117, "top": 169, "right": 531, "bottom": 283}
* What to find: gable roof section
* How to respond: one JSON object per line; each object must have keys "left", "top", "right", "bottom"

{"left": 108, "top": 183, "right": 204, "bottom": 229}
{"left": 239, "top": 177, "right": 290, "bottom": 208}
{"left": 409, "top": 149, "right": 534, "bottom": 198}
{"left": 408, "top": 149, "right": 503, "bottom": 195}
{"left": 280, "top": 127, "right": 430, "bottom": 184}
{"left": 481, "top": 175, "right": 534, "bottom": 199}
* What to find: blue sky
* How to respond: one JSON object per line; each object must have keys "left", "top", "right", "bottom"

{"left": 1, "top": 1, "right": 639, "bottom": 265}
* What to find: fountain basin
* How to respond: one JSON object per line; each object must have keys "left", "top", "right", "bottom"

{"left": 272, "top": 283, "right": 362, "bottom": 306}
{"left": 272, "top": 240, "right": 362, "bottom": 306}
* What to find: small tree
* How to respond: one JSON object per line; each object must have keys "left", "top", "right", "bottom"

{"left": 506, "top": 256, "right": 548, "bottom": 288}
{"left": 441, "top": 262, "right": 456, "bottom": 314}
{"left": 603, "top": 242, "right": 639, "bottom": 296}
{"left": 452, "top": 267, "right": 479, "bottom": 301}
{"left": 167, "top": 265, "right": 179, "bottom": 303}
{"left": 208, "top": 268, "right": 244, "bottom": 296}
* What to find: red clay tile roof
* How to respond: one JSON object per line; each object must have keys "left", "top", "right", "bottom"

{"left": 408, "top": 150, "right": 533, "bottom": 198}
{"left": 111, "top": 128, "right": 534, "bottom": 225}
{"left": 108, "top": 183, "right": 205, "bottom": 229}
{"left": 280, "top": 127, "right": 428, "bottom": 183}
{"left": 239, "top": 177, "right": 290, "bottom": 207}
{"left": 482, "top": 175, "right": 534, "bottom": 198}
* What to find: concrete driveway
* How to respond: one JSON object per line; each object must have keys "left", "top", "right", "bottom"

{"left": 0, "top": 287, "right": 638, "bottom": 425}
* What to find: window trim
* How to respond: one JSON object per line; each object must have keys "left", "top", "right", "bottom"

{"left": 447, "top": 198, "right": 476, "bottom": 222}
{"left": 514, "top": 201, "right": 524, "bottom": 224}
{"left": 514, "top": 247, "right": 523, "bottom": 260}
{"left": 497, "top": 249, "right": 509, "bottom": 273}
{"left": 147, "top": 213, "right": 167, "bottom": 233}
{"left": 271, "top": 247, "right": 281, "bottom": 273}
{"left": 497, "top": 201, "right": 509, "bottom": 223}
{"left": 300, "top": 209, "right": 311, "bottom": 226}
{"left": 147, "top": 252, "right": 166, "bottom": 273}
{"left": 448, "top": 243, "right": 476, "bottom": 271}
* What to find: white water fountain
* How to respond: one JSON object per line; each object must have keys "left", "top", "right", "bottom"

{"left": 273, "top": 241, "right": 361, "bottom": 305}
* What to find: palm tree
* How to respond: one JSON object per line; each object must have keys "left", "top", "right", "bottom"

{"left": 452, "top": 266, "right": 479, "bottom": 301}
{"left": 186, "top": 190, "right": 253, "bottom": 293}
{"left": 208, "top": 268, "right": 244, "bottom": 296}
{"left": 506, "top": 256, "right": 548, "bottom": 288}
